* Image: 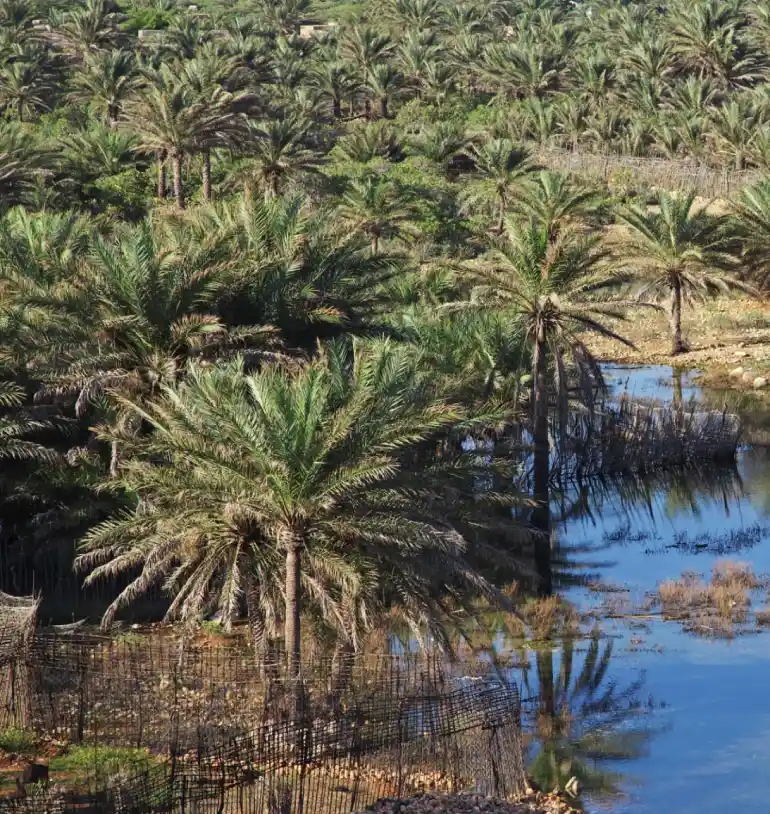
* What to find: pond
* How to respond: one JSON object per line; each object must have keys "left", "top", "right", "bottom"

{"left": 515, "top": 365, "right": 770, "bottom": 814}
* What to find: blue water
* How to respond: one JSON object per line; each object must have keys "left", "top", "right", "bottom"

{"left": 519, "top": 366, "right": 770, "bottom": 813}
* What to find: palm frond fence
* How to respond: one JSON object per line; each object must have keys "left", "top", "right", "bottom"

{"left": 538, "top": 149, "right": 759, "bottom": 198}
{"left": 0, "top": 630, "right": 526, "bottom": 814}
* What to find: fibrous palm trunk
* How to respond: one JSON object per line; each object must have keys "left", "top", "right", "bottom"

{"left": 172, "top": 151, "right": 185, "bottom": 210}
{"left": 202, "top": 149, "right": 212, "bottom": 201}
{"left": 284, "top": 534, "right": 302, "bottom": 684}
{"left": 531, "top": 344, "right": 553, "bottom": 597}
{"left": 157, "top": 154, "right": 166, "bottom": 199}
{"left": 669, "top": 277, "right": 686, "bottom": 355}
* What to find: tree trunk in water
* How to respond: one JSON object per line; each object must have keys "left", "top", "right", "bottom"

{"left": 157, "top": 155, "right": 166, "bottom": 199}
{"left": 531, "top": 345, "right": 552, "bottom": 597}
{"left": 284, "top": 538, "right": 302, "bottom": 684}
{"left": 669, "top": 278, "right": 686, "bottom": 355}
{"left": 172, "top": 153, "right": 185, "bottom": 210}
{"left": 673, "top": 368, "right": 683, "bottom": 408}
{"left": 202, "top": 149, "right": 212, "bottom": 202}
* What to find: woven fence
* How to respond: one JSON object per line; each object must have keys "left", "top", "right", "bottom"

{"left": 0, "top": 631, "right": 526, "bottom": 814}
{"left": 538, "top": 149, "right": 760, "bottom": 198}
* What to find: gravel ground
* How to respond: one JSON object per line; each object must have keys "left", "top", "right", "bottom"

{"left": 355, "top": 792, "right": 580, "bottom": 814}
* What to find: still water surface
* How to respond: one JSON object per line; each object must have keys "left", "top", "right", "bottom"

{"left": 517, "top": 366, "right": 770, "bottom": 813}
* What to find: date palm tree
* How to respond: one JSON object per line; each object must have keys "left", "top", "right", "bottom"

{"left": 124, "top": 65, "right": 248, "bottom": 209}
{"left": 461, "top": 224, "right": 632, "bottom": 594}
{"left": 50, "top": 0, "right": 125, "bottom": 58}
{"left": 69, "top": 48, "right": 141, "bottom": 126}
{"left": 616, "top": 189, "right": 746, "bottom": 355}
{"left": 0, "top": 122, "right": 52, "bottom": 210}
{"left": 462, "top": 138, "right": 534, "bottom": 234}
{"left": 241, "top": 117, "right": 320, "bottom": 199}
{"left": 0, "top": 46, "right": 58, "bottom": 122}
{"left": 77, "top": 341, "right": 518, "bottom": 680}
{"left": 731, "top": 178, "right": 770, "bottom": 289}
{"left": 0, "top": 382, "right": 56, "bottom": 464}
{"left": 337, "top": 173, "right": 418, "bottom": 254}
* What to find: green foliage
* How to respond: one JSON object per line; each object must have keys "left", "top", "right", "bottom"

{"left": 0, "top": 728, "right": 37, "bottom": 756}
{"left": 122, "top": 6, "right": 173, "bottom": 33}
{"left": 50, "top": 745, "right": 158, "bottom": 783}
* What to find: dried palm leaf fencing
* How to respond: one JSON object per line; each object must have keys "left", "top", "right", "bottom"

{"left": 538, "top": 149, "right": 759, "bottom": 198}
{"left": 0, "top": 631, "right": 526, "bottom": 814}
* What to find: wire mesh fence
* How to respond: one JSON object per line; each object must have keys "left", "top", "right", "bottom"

{"left": 0, "top": 630, "right": 526, "bottom": 814}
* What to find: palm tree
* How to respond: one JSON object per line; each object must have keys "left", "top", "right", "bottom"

{"left": 616, "top": 189, "right": 745, "bottom": 355}
{"left": 69, "top": 49, "right": 141, "bottom": 126}
{"left": 310, "top": 60, "right": 357, "bottom": 119}
{"left": 77, "top": 342, "right": 517, "bottom": 681}
{"left": 337, "top": 173, "right": 418, "bottom": 253}
{"left": 0, "top": 382, "right": 57, "bottom": 464}
{"left": 0, "top": 123, "right": 52, "bottom": 211}
{"left": 239, "top": 117, "right": 320, "bottom": 199}
{"left": 123, "top": 66, "right": 248, "bottom": 209}
{"left": 59, "top": 125, "right": 139, "bottom": 184}
{"left": 364, "top": 62, "right": 400, "bottom": 120}
{"left": 462, "top": 224, "right": 632, "bottom": 594}
{"left": 731, "top": 178, "right": 770, "bottom": 289}
{"left": 512, "top": 170, "right": 605, "bottom": 243}
{"left": 0, "top": 46, "right": 58, "bottom": 122}
{"left": 462, "top": 138, "right": 533, "bottom": 234}
{"left": 410, "top": 120, "right": 466, "bottom": 176}
{"left": 50, "top": 0, "right": 125, "bottom": 58}
{"left": 181, "top": 195, "right": 401, "bottom": 349}
{"left": 13, "top": 221, "right": 274, "bottom": 461}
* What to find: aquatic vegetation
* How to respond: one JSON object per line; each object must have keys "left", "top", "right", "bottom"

{"left": 656, "top": 560, "right": 766, "bottom": 636}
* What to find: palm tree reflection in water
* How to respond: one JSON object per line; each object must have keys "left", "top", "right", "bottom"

{"left": 521, "top": 632, "right": 658, "bottom": 804}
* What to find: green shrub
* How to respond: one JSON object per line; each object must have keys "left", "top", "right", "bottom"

{"left": 50, "top": 746, "right": 157, "bottom": 784}
{"left": 0, "top": 728, "right": 37, "bottom": 756}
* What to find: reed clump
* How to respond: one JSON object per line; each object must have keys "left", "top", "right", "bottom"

{"left": 657, "top": 561, "right": 762, "bottom": 636}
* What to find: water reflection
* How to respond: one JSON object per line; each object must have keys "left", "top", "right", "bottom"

{"left": 519, "top": 633, "right": 655, "bottom": 805}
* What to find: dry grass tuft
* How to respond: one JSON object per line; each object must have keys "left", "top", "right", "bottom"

{"left": 656, "top": 560, "right": 762, "bottom": 636}
{"left": 522, "top": 596, "right": 579, "bottom": 640}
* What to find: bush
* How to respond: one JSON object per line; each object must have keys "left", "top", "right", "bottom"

{"left": 0, "top": 728, "right": 37, "bottom": 756}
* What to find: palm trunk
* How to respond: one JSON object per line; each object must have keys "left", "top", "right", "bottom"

{"left": 531, "top": 343, "right": 552, "bottom": 597}
{"left": 371, "top": 234, "right": 379, "bottom": 254}
{"left": 109, "top": 440, "right": 120, "bottom": 478}
{"left": 364, "top": 98, "right": 372, "bottom": 120}
{"left": 669, "top": 277, "right": 686, "bottom": 355}
{"left": 157, "top": 154, "right": 166, "bottom": 199}
{"left": 496, "top": 196, "right": 505, "bottom": 234}
{"left": 380, "top": 95, "right": 388, "bottom": 119}
{"left": 245, "top": 571, "right": 266, "bottom": 663}
{"left": 17, "top": 98, "right": 23, "bottom": 123}
{"left": 284, "top": 535, "right": 302, "bottom": 683}
{"left": 332, "top": 96, "right": 341, "bottom": 118}
{"left": 172, "top": 152, "right": 185, "bottom": 210}
{"left": 202, "top": 149, "right": 212, "bottom": 202}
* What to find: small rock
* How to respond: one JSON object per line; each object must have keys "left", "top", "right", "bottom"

{"left": 754, "top": 377, "right": 768, "bottom": 389}
{"left": 742, "top": 372, "right": 755, "bottom": 384}
{"left": 729, "top": 366, "right": 744, "bottom": 377}
{"left": 735, "top": 350, "right": 748, "bottom": 357}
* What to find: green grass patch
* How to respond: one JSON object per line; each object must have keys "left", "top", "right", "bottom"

{"left": 50, "top": 746, "right": 159, "bottom": 785}
{"left": 0, "top": 728, "right": 37, "bottom": 756}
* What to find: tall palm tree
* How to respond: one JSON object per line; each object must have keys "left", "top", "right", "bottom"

{"left": 77, "top": 342, "right": 518, "bottom": 681}
{"left": 364, "top": 62, "right": 400, "bottom": 120}
{"left": 69, "top": 48, "right": 141, "bottom": 126}
{"left": 462, "top": 138, "right": 533, "bottom": 234}
{"left": 241, "top": 117, "right": 320, "bottom": 198}
{"left": 616, "top": 189, "right": 745, "bottom": 355}
{"left": 123, "top": 66, "right": 248, "bottom": 209}
{"left": 50, "top": 0, "right": 125, "bottom": 58}
{"left": 310, "top": 60, "right": 357, "bottom": 120}
{"left": 337, "top": 173, "right": 418, "bottom": 253}
{"left": 462, "top": 224, "right": 632, "bottom": 594}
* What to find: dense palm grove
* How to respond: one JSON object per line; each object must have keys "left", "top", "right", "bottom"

{"left": 3, "top": 0, "right": 770, "bottom": 672}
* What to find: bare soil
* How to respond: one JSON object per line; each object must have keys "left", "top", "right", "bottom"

{"left": 586, "top": 295, "right": 770, "bottom": 394}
